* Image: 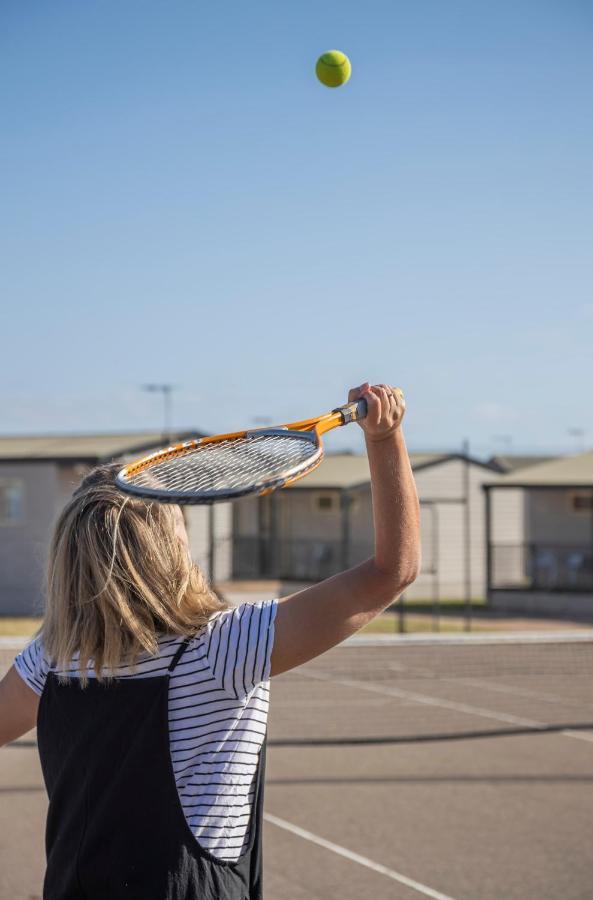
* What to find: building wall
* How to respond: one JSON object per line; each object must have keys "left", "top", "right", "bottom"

{"left": 233, "top": 495, "right": 259, "bottom": 537}
{"left": 526, "top": 489, "right": 593, "bottom": 544}
{"left": 490, "top": 589, "right": 593, "bottom": 619}
{"left": 405, "top": 458, "right": 499, "bottom": 600}
{"left": 185, "top": 503, "right": 233, "bottom": 583}
{"left": 213, "top": 504, "right": 233, "bottom": 583}
{"left": 279, "top": 489, "right": 342, "bottom": 539}
{"left": 0, "top": 456, "right": 235, "bottom": 616}
{"left": 0, "top": 462, "right": 94, "bottom": 616}
{"left": 488, "top": 487, "right": 526, "bottom": 586}
{"left": 231, "top": 458, "right": 500, "bottom": 599}
{"left": 0, "top": 462, "right": 62, "bottom": 615}
{"left": 489, "top": 488, "right": 593, "bottom": 593}
{"left": 55, "top": 463, "right": 90, "bottom": 507}
{"left": 490, "top": 488, "right": 526, "bottom": 543}
{"left": 274, "top": 489, "right": 343, "bottom": 580}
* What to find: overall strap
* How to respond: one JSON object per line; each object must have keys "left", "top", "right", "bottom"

{"left": 168, "top": 637, "right": 192, "bottom": 673}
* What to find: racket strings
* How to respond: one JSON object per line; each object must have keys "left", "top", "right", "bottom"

{"left": 123, "top": 432, "right": 319, "bottom": 499}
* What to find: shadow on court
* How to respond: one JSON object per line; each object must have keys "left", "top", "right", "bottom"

{"left": 2, "top": 639, "right": 593, "bottom": 900}
{"left": 2, "top": 734, "right": 593, "bottom": 900}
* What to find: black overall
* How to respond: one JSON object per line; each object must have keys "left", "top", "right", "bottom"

{"left": 37, "top": 639, "right": 266, "bottom": 900}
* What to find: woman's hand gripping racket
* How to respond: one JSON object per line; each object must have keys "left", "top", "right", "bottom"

{"left": 115, "top": 383, "right": 405, "bottom": 505}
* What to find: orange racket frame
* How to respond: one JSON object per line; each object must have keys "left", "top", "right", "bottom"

{"left": 116, "top": 399, "right": 367, "bottom": 503}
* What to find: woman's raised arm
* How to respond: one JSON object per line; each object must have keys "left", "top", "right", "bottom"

{"left": 270, "top": 382, "right": 421, "bottom": 677}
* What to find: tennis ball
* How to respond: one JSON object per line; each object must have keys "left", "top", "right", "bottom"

{"left": 316, "top": 50, "right": 351, "bottom": 88}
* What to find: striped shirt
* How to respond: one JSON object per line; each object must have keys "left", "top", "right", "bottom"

{"left": 14, "top": 599, "right": 278, "bottom": 862}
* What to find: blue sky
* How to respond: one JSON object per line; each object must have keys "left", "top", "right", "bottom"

{"left": 1, "top": 1, "right": 592, "bottom": 457}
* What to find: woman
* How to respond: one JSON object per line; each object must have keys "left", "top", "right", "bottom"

{"left": 0, "top": 382, "right": 420, "bottom": 900}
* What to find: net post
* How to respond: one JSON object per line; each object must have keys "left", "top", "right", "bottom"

{"left": 257, "top": 496, "right": 267, "bottom": 577}
{"left": 268, "top": 632, "right": 593, "bottom": 747}
{"left": 462, "top": 439, "right": 472, "bottom": 632}
{"left": 208, "top": 504, "right": 215, "bottom": 583}
{"left": 590, "top": 488, "right": 593, "bottom": 596}
{"left": 485, "top": 485, "right": 492, "bottom": 608}
{"left": 340, "top": 489, "right": 351, "bottom": 570}
{"left": 397, "top": 591, "right": 406, "bottom": 633}
{"left": 270, "top": 491, "right": 279, "bottom": 577}
{"left": 430, "top": 503, "right": 440, "bottom": 632}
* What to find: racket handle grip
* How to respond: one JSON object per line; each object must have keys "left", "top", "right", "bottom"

{"left": 334, "top": 398, "right": 368, "bottom": 424}
{"left": 355, "top": 398, "right": 368, "bottom": 420}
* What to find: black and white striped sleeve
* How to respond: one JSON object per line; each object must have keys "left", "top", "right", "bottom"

{"left": 13, "top": 636, "right": 50, "bottom": 696}
{"left": 203, "top": 599, "right": 277, "bottom": 701}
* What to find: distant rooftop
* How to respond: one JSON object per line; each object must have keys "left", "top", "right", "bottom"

{"left": 485, "top": 450, "right": 593, "bottom": 488}
{"left": 0, "top": 431, "right": 201, "bottom": 463}
{"left": 0, "top": 434, "right": 506, "bottom": 483}
{"left": 488, "top": 454, "right": 558, "bottom": 473}
{"left": 289, "top": 452, "right": 495, "bottom": 490}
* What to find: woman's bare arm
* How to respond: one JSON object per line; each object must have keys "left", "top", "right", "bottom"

{"left": 0, "top": 665, "right": 39, "bottom": 747}
{"left": 270, "top": 382, "right": 421, "bottom": 676}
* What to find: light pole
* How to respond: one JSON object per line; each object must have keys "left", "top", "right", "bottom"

{"left": 142, "top": 384, "right": 175, "bottom": 442}
{"left": 462, "top": 438, "right": 471, "bottom": 632}
{"left": 567, "top": 428, "right": 585, "bottom": 455}
{"left": 492, "top": 434, "right": 513, "bottom": 454}
{"left": 251, "top": 416, "right": 273, "bottom": 427}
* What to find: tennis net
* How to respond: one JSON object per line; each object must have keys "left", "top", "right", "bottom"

{"left": 3, "top": 632, "right": 593, "bottom": 749}
{"left": 267, "top": 631, "right": 593, "bottom": 746}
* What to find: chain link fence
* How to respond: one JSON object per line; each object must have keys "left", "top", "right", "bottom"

{"left": 492, "top": 543, "right": 593, "bottom": 592}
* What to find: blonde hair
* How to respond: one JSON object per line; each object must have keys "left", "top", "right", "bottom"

{"left": 42, "top": 463, "right": 227, "bottom": 686}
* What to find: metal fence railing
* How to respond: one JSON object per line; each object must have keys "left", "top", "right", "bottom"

{"left": 230, "top": 537, "right": 441, "bottom": 583}
{"left": 231, "top": 536, "right": 374, "bottom": 582}
{"left": 491, "top": 543, "right": 593, "bottom": 592}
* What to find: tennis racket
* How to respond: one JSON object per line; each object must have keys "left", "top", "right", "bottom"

{"left": 115, "top": 399, "right": 367, "bottom": 504}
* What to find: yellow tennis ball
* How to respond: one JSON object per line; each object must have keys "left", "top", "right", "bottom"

{"left": 316, "top": 50, "right": 351, "bottom": 88}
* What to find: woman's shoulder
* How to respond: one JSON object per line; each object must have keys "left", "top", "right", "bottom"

{"left": 12, "top": 600, "right": 277, "bottom": 695}
{"left": 13, "top": 634, "right": 49, "bottom": 696}
{"left": 187, "top": 599, "right": 278, "bottom": 701}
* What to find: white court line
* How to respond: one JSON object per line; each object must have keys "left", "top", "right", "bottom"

{"left": 562, "top": 729, "right": 593, "bottom": 744}
{"left": 346, "top": 631, "right": 593, "bottom": 647}
{"left": 0, "top": 637, "right": 29, "bottom": 649}
{"left": 305, "top": 670, "right": 543, "bottom": 727}
{"left": 4, "top": 632, "right": 590, "bottom": 650}
{"left": 302, "top": 671, "right": 593, "bottom": 744}
{"left": 388, "top": 666, "right": 593, "bottom": 711}
{"left": 265, "top": 812, "right": 456, "bottom": 900}
{"left": 437, "top": 675, "right": 590, "bottom": 708}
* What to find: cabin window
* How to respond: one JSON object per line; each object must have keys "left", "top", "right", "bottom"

{"left": 0, "top": 480, "right": 24, "bottom": 524}
{"left": 572, "top": 494, "right": 593, "bottom": 512}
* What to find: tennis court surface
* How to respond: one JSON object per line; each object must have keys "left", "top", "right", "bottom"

{"left": 2, "top": 631, "right": 593, "bottom": 899}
